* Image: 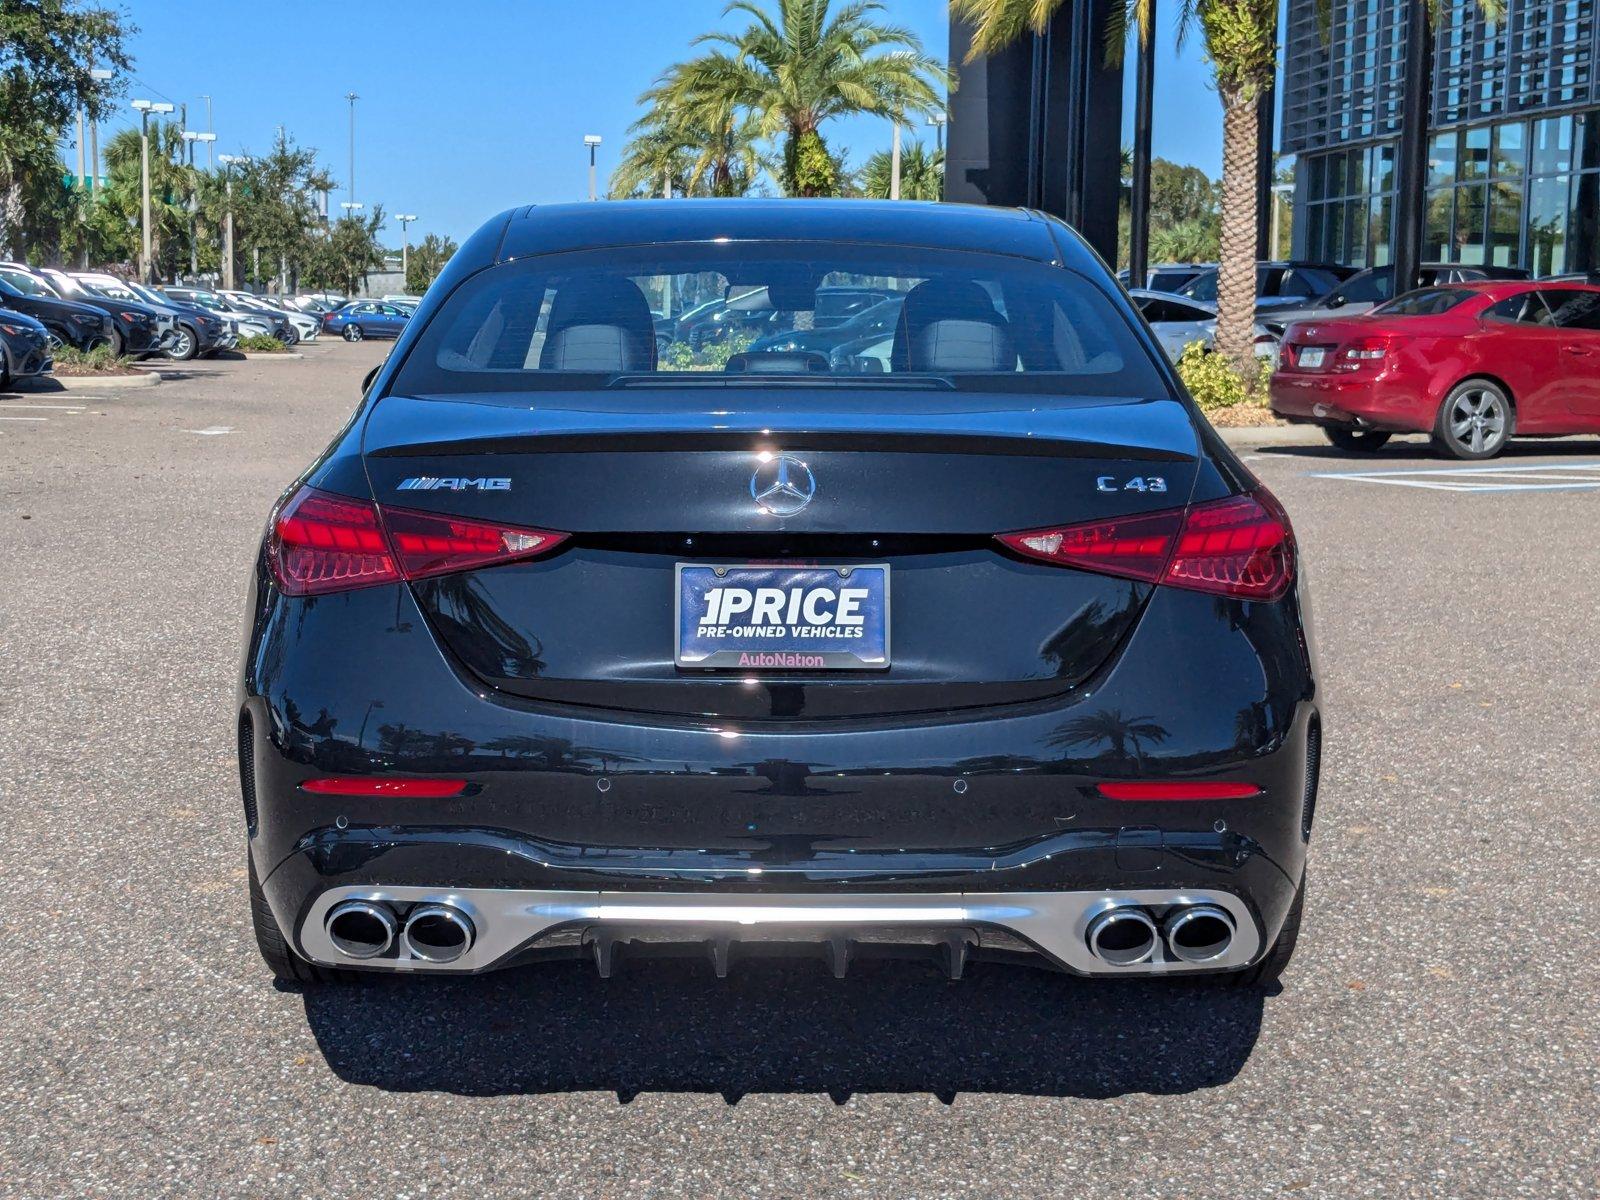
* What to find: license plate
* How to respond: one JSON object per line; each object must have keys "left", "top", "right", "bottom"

{"left": 1298, "top": 346, "right": 1327, "bottom": 368}
{"left": 676, "top": 564, "right": 890, "bottom": 670}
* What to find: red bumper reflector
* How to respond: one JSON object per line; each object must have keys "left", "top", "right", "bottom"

{"left": 300, "top": 777, "right": 468, "bottom": 798}
{"left": 1097, "top": 781, "right": 1261, "bottom": 801}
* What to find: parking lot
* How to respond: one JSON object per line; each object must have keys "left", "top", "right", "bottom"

{"left": 1, "top": 346, "right": 1595, "bottom": 1198}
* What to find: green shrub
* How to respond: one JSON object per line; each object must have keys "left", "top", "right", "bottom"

{"left": 52, "top": 343, "right": 131, "bottom": 373}
{"left": 238, "top": 333, "right": 286, "bottom": 353}
{"left": 660, "top": 333, "right": 755, "bottom": 372}
{"left": 1175, "top": 341, "right": 1275, "bottom": 410}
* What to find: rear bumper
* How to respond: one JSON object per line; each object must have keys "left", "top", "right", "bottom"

{"left": 242, "top": 558, "right": 1319, "bottom": 978}
{"left": 1270, "top": 370, "right": 1434, "bottom": 431}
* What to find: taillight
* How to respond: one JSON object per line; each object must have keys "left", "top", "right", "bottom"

{"left": 1098, "top": 781, "right": 1261, "bottom": 801}
{"left": 300, "top": 777, "right": 468, "bottom": 797}
{"left": 1334, "top": 337, "right": 1390, "bottom": 370}
{"left": 998, "top": 490, "right": 1294, "bottom": 601}
{"left": 268, "top": 485, "right": 568, "bottom": 596}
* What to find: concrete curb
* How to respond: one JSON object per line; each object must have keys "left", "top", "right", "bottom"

{"left": 237, "top": 352, "right": 305, "bottom": 361}
{"left": 17, "top": 371, "right": 160, "bottom": 392}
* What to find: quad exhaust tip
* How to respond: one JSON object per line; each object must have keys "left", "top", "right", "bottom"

{"left": 1163, "top": 904, "right": 1236, "bottom": 964}
{"left": 325, "top": 900, "right": 398, "bottom": 959}
{"left": 1085, "top": 906, "right": 1159, "bottom": 966}
{"left": 402, "top": 903, "right": 475, "bottom": 964}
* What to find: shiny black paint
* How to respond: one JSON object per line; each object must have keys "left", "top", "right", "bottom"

{"left": 0, "top": 278, "right": 112, "bottom": 349}
{"left": 240, "top": 201, "right": 1318, "bottom": 973}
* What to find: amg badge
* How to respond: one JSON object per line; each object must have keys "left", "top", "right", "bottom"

{"left": 396, "top": 476, "right": 512, "bottom": 492}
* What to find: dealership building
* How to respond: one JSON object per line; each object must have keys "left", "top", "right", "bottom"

{"left": 949, "top": 0, "right": 1599, "bottom": 279}
{"left": 1285, "top": 0, "right": 1598, "bottom": 275}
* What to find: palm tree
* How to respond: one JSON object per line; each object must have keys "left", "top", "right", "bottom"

{"left": 665, "top": 0, "right": 949, "bottom": 197}
{"left": 953, "top": 0, "right": 1503, "bottom": 376}
{"left": 612, "top": 74, "right": 768, "bottom": 199}
{"left": 861, "top": 139, "right": 944, "bottom": 200}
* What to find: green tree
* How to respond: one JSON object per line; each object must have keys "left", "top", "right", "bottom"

{"left": 99, "top": 122, "right": 199, "bottom": 278}
{"left": 611, "top": 82, "right": 767, "bottom": 199}
{"left": 405, "top": 232, "right": 457, "bottom": 293}
{"left": 0, "top": 0, "right": 133, "bottom": 255}
{"left": 217, "top": 130, "right": 335, "bottom": 290}
{"left": 860, "top": 139, "right": 943, "bottom": 200}
{"left": 663, "top": 0, "right": 948, "bottom": 197}
{"left": 304, "top": 207, "right": 386, "bottom": 296}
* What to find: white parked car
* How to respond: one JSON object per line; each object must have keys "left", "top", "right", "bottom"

{"left": 1129, "top": 290, "right": 1279, "bottom": 364}
{"left": 219, "top": 289, "right": 320, "bottom": 342}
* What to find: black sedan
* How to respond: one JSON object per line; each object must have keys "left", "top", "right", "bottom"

{"left": 241, "top": 200, "right": 1318, "bottom": 990}
{"left": 0, "top": 306, "right": 53, "bottom": 387}
{"left": 0, "top": 268, "right": 113, "bottom": 351}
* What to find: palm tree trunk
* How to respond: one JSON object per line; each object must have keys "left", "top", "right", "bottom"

{"left": 1215, "top": 92, "right": 1260, "bottom": 376}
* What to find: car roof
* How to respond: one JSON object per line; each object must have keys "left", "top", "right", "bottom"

{"left": 492, "top": 200, "right": 1074, "bottom": 269}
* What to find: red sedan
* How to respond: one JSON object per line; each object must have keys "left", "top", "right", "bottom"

{"left": 1270, "top": 281, "right": 1600, "bottom": 459}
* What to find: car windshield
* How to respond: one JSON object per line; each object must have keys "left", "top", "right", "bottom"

{"left": 1373, "top": 288, "right": 1477, "bottom": 316}
{"left": 0, "top": 268, "right": 57, "bottom": 298}
{"left": 392, "top": 241, "right": 1167, "bottom": 398}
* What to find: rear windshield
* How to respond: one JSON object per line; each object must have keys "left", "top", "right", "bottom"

{"left": 1374, "top": 288, "right": 1476, "bottom": 316}
{"left": 390, "top": 241, "right": 1168, "bottom": 398}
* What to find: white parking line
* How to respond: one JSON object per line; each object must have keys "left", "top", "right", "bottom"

{"left": 0, "top": 403, "right": 86, "bottom": 411}
{"left": 1313, "top": 461, "right": 1600, "bottom": 493}
{"left": 0, "top": 415, "right": 48, "bottom": 422}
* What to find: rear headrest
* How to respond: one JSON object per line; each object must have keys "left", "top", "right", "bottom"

{"left": 539, "top": 277, "right": 655, "bottom": 372}
{"left": 891, "top": 280, "right": 1015, "bottom": 372}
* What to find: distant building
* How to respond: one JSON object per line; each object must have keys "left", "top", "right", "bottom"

{"left": 1285, "top": 0, "right": 1599, "bottom": 274}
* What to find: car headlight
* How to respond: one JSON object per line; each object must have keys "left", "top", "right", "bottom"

{"left": 0, "top": 323, "right": 26, "bottom": 336}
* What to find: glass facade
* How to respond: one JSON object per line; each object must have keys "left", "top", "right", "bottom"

{"left": 1286, "top": 0, "right": 1600, "bottom": 273}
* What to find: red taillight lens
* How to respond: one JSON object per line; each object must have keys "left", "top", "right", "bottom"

{"left": 998, "top": 491, "right": 1294, "bottom": 601}
{"left": 1098, "top": 781, "right": 1261, "bottom": 801}
{"left": 270, "top": 488, "right": 399, "bottom": 596}
{"left": 300, "top": 777, "right": 468, "bottom": 797}
{"left": 997, "top": 508, "right": 1182, "bottom": 583}
{"left": 1335, "top": 337, "right": 1390, "bottom": 370}
{"left": 382, "top": 504, "right": 566, "bottom": 581}
{"left": 268, "top": 486, "right": 568, "bottom": 596}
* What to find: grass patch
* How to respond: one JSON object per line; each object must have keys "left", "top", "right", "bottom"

{"left": 51, "top": 344, "right": 139, "bottom": 376}
{"left": 238, "top": 334, "right": 288, "bottom": 353}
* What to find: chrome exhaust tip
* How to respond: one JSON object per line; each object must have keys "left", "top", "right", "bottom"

{"left": 1085, "top": 906, "right": 1159, "bottom": 966}
{"left": 1163, "top": 904, "right": 1236, "bottom": 964}
{"left": 402, "top": 904, "right": 475, "bottom": 964}
{"left": 325, "top": 900, "right": 398, "bottom": 959}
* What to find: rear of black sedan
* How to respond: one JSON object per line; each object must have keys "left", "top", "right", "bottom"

{"left": 239, "top": 201, "right": 1318, "bottom": 987}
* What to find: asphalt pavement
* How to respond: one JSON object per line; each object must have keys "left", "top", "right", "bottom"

{"left": 1, "top": 346, "right": 1595, "bottom": 1198}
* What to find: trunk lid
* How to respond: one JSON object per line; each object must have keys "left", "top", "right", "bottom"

{"left": 361, "top": 389, "right": 1203, "bottom": 720}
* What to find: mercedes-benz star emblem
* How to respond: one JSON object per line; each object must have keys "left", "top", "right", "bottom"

{"left": 749, "top": 454, "right": 816, "bottom": 516}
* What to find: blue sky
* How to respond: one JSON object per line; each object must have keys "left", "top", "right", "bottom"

{"left": 98, "top": 1, "right": 1223, "bottom": 246}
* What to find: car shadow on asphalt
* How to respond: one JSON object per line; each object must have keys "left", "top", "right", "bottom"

{"left": 1248, "top": 438, "right": 1600, "bottom": 462}
{"left": 299, "top": 957, "right": 1266, "bottom": 1101}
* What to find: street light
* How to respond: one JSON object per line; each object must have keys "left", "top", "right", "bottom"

{"left": 132, "top": 99, "right": 175, "bottom": 282}
{"left": 345, "top": 91, "right": 359, "bottom": 207}
{"left": 926, "top": 111, "right": 946, "bottom": 154}
{"left": 584, "top": 134, "right": 603, "bottom": 201}
{"left": 180, "top": 132, "right": 217, "bottom": 277}
{"left": 219, "top": 153, "right": 249, "bottom": 291}
{"left": 394, "top": 213, "right": 417, "bottom": 278}
{"left": 85, "top": 68, "right": 112, "bottom": 197}
{"left": 340, "top": 201, "right": 365, "bottom": 217}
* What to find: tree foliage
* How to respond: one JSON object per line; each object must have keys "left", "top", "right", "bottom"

{"left": 860, "top": 138, "right": 943, "bottom": 200}
{"left": 632, "top": 0, "right": 949, "bottom": 197}
{"left": 0, "top": 0, "right": 132, "bottom": 254}
{"left": 405, "top": 232, "right": 457, "bottom": 294}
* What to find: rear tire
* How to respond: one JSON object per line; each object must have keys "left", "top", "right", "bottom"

{"left": 343, "top": 324, "right": 363, "bottom": 342}
{"left": 1323, "top": 427, "right": 1391, "bottom": 453}
{"left": 1432, "top": 379, "right": 1512, "bottom": 460}
{"left": 248, "top": 852, "right": 354, "bottom": 986}
{"left": 1228, "top": 869, "right": 1305, "bottom": 989}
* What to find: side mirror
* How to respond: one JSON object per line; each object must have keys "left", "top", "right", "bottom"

{"left": 1326, "top": 294, "right": 1347, "bottom": 309}
{"left": 361, "top": 361, "right": 384, "bottom": 395}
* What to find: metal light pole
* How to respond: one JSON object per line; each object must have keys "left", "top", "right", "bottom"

{"left": 345, "top": 91, "right": 360, "bottom": 208}
{"left": 394, "top": 213, "right": 416, "bottom": 278}
{"left": 890, "top": 121, "right": 902, "bottom": 199}
{"left": 132, "top": 100, "right": 175, "bottom": 283}
{"left": 86, "top": 67, "right": 111, "bottom": 197}
{"left": 200, "top": 94, "right": 214, "bottom": 169}
{"left": 1128, "top": 0, "right": 1157, "bottom": 289}
{"left": 219, "top": 153, "right": 248, "bottom": 291}
{"left": 182, "top": 131, "right": 216, "bottom": 279}
{"left": 584, "top": 134, "right": 603, "bottom": 201}
{"left": 927, "top": 111, "right": 946, "bottom": 154}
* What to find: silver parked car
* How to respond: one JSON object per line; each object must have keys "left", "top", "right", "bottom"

{"left": 1130, "top": 290, "right": 1279, "bottom": 363}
